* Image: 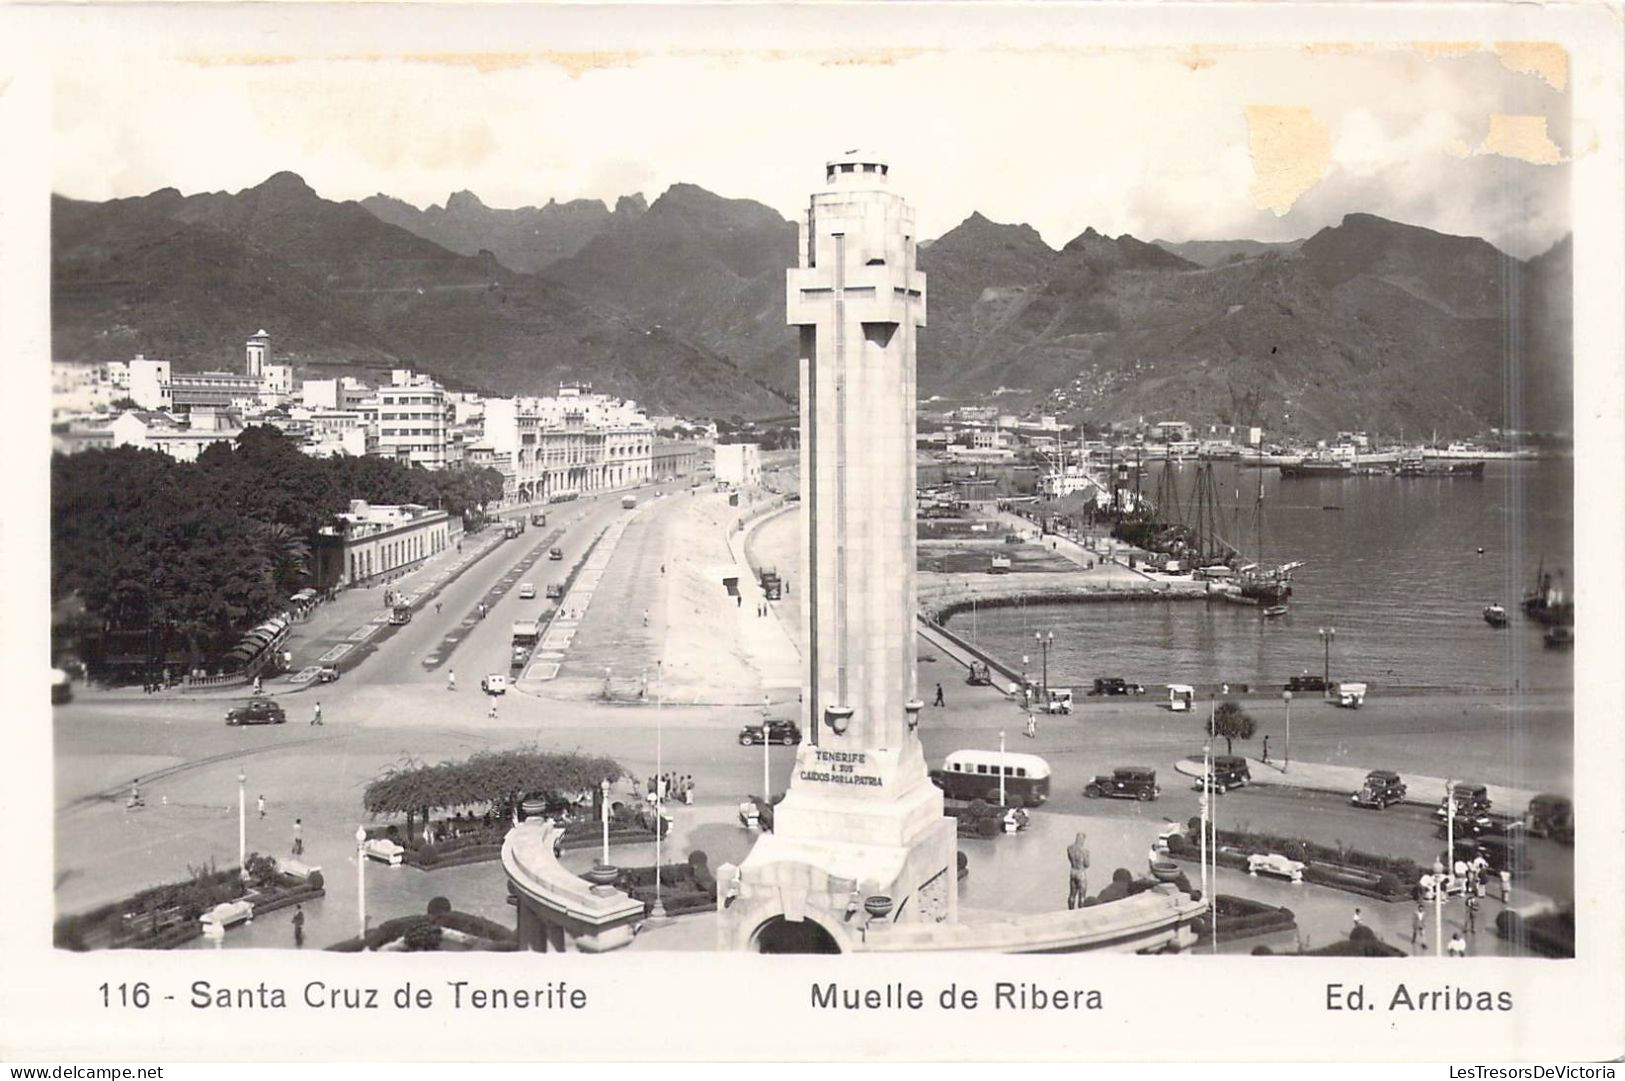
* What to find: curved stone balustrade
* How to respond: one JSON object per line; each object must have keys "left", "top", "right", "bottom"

{"left": 501, "top": 821, "right": 646, "bottom": 953}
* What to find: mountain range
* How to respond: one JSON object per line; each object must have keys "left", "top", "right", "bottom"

{"left": 51, "top": 174, "right": 1572, "bottom": 433}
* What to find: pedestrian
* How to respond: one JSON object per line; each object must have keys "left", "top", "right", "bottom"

{"left": 1466, "top": 893, "right": 1480, "bottom": 933}
{"left": 1447, "top": 931, "right": 1468, "bottom": 957}
{"left": 447, "top": 670, "right": 457, "bottom": 692}
{"left": 933, "top": 683, "right": 945, "bottom": 708}
{"left": 1025, "top": 713, "right": 1037, "bottom": 739}
{"left": 488, "top": 698, "right": 498, "bottom": 719}
{"left": 312, "top": 701, "right": 323, "bottom": 726}
{"left": 1352, "top": 907, "right": 1363, "bottom": 932}
{"left": 292, "top": 817, "right": 303, "bottom": 857}
{"left": 1499, "top": 868, "right": 1512, "bottom": 904}
{"left": 435, "top": 602, "right": 442, "bottom": 614}
{"left": 257, "top": 794, "right": 266, "bottom": 819}
{"left": 1412, "top": 902, "right": 1426, "bottom": 948}
{"left": 292, "top": 905, "right": 305, "bottom": 949}
{"left": 643, "top": 609, "right": 650, "bottom": 627}
{"left": 253, "top": 675, "right": 262, "bottom": 695}
{"left": 1261, "top": 735, "right": 1270, "bottom": 763}
{"left": 736, "top": 595, "right": 742, "bottom": 608}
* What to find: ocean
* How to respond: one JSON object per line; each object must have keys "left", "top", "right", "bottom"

{"left": 947, "top": 459, "right": 1575, "bottom": 693}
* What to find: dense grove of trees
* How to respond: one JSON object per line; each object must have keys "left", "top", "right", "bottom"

{"left": 53, "top": 426, "right": 503, "bottom": 663}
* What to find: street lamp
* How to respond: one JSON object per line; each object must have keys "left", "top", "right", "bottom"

{"left": 762, "top": 694, "right": 773, "bottom": 800}
{"left": 237, "top": 770, "right": 247, "bottom": 874}
{"left": 1035, "top": 630, "right": 1054, "bottom": 703}
{"left": 1199, "top": 741, "right": 1211, "bottom": 913}
{"left": 355, "top": 825, "right": 368, "bottom": 942}
{"left": 1318, "top": 626, "right": 1336, "bottom": 691}
{"left": 599, "top": 779, "right": 611, "bottom": 867}
{"left": 1281, "top": 690, "right": 1292, "bottom": 773}
{"left": 998, "top": 730, "right": 1007, "bottom": 807}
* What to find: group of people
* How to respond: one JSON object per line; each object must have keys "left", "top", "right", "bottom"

{"left": 645, "top": 773, "right": 695, "bottom": 805}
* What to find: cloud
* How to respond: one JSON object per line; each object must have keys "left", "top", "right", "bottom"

{"left": 53, "top": 44, "right": 1572, "bottom": 257}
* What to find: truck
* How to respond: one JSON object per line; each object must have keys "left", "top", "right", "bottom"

{"left": 758, "top": 565, "right": 782, "bottom": 600}
{"left": 503, "top": 519, "right": 523, "bottom": 539}
{"left": 511, "top": 618, "right": 542, "bottom": 671}
{"left": 989, "top": 555, "right": 1012, "bottom": 574}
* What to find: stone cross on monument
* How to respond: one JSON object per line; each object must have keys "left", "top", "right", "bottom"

{"left": 723, "top": 151, "right": 957, "bottom": 953}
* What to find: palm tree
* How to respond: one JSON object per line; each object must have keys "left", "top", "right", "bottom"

{"left": 252, "top": 522, "right": 311, "bottom": 595}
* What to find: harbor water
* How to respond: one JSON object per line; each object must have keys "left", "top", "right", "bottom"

{"left": 950, "top": 459, "right": 1574, "bottom": 693}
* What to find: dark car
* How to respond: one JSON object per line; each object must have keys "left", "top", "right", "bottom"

{"left": 315, "top": 665, "right": 340, "bottom": 684}
{"left": 1437, "top": 782, "right": 1492, "bottom": 821}
{"left": 1351, "top": 769, "right": 1407, "bottom": 809}
{"left": 226, "top": 699, "right": 286, "bottom": 726}
{"left": 1525, "top": 793, "right": 1574, "bottom": 843}
{"left": 1089, "top": 677, "right": 1144, "bottom": 696}
{"left": 1084, "top": 766, "right": 1160, "bottom": 801}
{"left": 1448, "top": 836, "right": 1534, "bottom": 878}
{"left": 1195, "top": 754, "right": 1251, "bottom": 793}
{"left": 549, "top": 548, "right": 564, "bottom": 561}
{"left": 1284, "top": 675, "right": 1328, "bottom": 693}
{"left": 738, "top": 720, "right": 802, "bottom": 746}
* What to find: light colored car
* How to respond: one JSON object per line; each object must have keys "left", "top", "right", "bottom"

{"left": 482, "top": 674, "right": 508, "bottom": 695}
{"left": 518, "top": 583, "right": 536, "bottom": 599}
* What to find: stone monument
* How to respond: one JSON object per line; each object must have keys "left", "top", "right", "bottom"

{"left": 722, "top": 151, "right": 957, "bottom": 952}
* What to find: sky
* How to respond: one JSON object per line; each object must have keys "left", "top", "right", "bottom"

{"left": 54, "top": 42, "right": 1575, "bottom": 258}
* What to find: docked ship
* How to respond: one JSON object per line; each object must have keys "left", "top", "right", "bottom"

{"left": 1522, "top": 563, "right": 1575, "bottom": 626}
{"left": 1278, "top": 451, "right": 1352, "bottom": 478}
{"left": 1394, "top": 451, "right": 1486, "bottom": 478}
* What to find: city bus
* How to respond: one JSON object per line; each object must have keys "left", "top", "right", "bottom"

{"left": 928, "top": 750, "right": 1051, "bottom": 808}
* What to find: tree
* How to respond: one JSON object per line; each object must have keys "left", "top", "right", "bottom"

{"left": 1207, "top": 701, "right": 1257, "bottom": 754}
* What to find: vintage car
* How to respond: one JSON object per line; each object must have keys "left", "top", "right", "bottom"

{"left": 1195, "top": 754, "right": 1252, "bottom": 794}
{"left": 1088, "top": 677, "right": 1144, "bottom": 696}
{"left": 1525, "top": 794, "right": 1574, "bottom": 843}
{"left": 314, "top": 665, "right": 340, "bottom": 684}
{"left": 1437, "top": 782, "right": 1492, "bottom": 821}
{"left": 1283, "top": 675, "right": 1328, "bottom": 693}
{"left": 225, "top": 699, "right": 286, "bottom": 726}
{"left": 481, "top": 673, "right": 508, "bottom": 695}
{"left": 1351, "top": 769, "right": 1407, "bottom": 809}
{"left": 738, "top": 719, "right": 802, "bottom": 746}
{"left": 549, "top": 548, "right": 564, "bottom": 561}
{"left": 518, "top": 582, "right": 537, "bottom": 600}
{"left": 545, "top": 583, "right": 565, "bottom": 600}
{"left": 1084, "top": 766, "right": 1160, "bottom": 801}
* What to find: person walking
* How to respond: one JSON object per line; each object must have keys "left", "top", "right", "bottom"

{"left": 434, "top": 602, "right": 442, "bottom": 615}
{"left": 1447, "top": 931, "right": 1468, "bottom": 957}
{"left": 292, "top": 817, "right": 303, "bottom": 857}
{"left": 487, "top": 697, "right": 498, "bottom": 720}
{"left": 933, "top": 683, "right": 945, "bottom": 708}
{"left": 311, "top": 701, "right": 323, "bottom": 726}
{"left": 1466, "top": 893, "right": 1480, "bottom": 934}
{"left": 253, "top": 675, "right": 262, "bottom": 695}
{"left": 1261, "top": 735, "right": 1271, "bottom": 764}
{"left": 1499, "top": 868, "right": 1512, "bottom": 904}
{"left": 447, "top": 670, "right": 457, "bottom": 692}
{"left": 1412, "top": 902, "right": 1427, "bottom": 949}
{"left": 257, "top": 794, "right": 267, "bottom": 820}
{"left": 291, "top": 905, "right": 305, "bottom": 949}
{"left": 1352, "top": 907, "right": 1363, "bottom": 932}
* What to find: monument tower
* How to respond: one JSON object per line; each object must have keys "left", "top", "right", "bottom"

{"left": 723, "top": 152, "right": 956, "bottom": 952}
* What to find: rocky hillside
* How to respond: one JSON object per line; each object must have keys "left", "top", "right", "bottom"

{"left": 52, "top": 174, "right": 790, "bottom": 418}
{"left": 360, "top": 190, "right": 647, "bottom": 273}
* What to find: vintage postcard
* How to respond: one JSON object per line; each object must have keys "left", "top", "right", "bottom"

{"left": 1, "top": 0, "right": 1621, "bottom": 1065}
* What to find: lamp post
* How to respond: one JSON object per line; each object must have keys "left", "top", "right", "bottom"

{"left": 1281, "top": 690, "right": 1293, "bottom": 773}
{"left": 355, "top": 825, "right": 368, "bottom": 942}
{"left": 652, "top": 699, "right": 667, "bottom": 921}
{"left": 1443, "top": 777, "right": 1456, "bottom": 952}
{"left": 998, "top": 730, "right": 1006, "bottom": 807}
{"left": 761, "top": 694, "right": 772, "bottom": 800}
{"left": 1035, "top": 630, "right": 1054, "bottom": 703}
{"left": 236, "top": 770, "right": 247, "bottom": 873}
{"left": 1318, "top": 626, "right": 1336, "bottom": 691}
{"left": 599, "top": 778, "right": 611, "bottom": 867}
{"left": 1199, "top": 741, "right": 1211, "bottom": 914}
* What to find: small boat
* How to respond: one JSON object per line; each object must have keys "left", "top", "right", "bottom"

{"left": 1483, "top": 604, "right": 1508, "bottom": 627}
{"left": 1543, "top": 626, "right": 1574, "bottom": 648}
{"left": 1321, "top": 505, "right": 1343, "bottom": 511}
{"left": 1262, "top": 605, "right": 1289, "bottom": 619}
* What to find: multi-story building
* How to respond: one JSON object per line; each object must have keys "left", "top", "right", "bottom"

{"left": 169, "top": 370, "right": 263, "bottom": 411}
{"left": 477, "top": 385, "right": 654, "bottom": 503}
{"left": 372, "top": 370, "right": 452, "bottom": 469}
{"left": 652, "top": 440, "right": 709, "bottom": 480}
{"left": 109, "top": 410, "right": 242, "bottom": 462}
{"left": 715, "top": 442, "right": 762, "bottom": 487}
{"left": 128, "top": 356, "right": 173, "bottom": 411}
{"left": 311, "top": 500, "right": 454, "bottom": 590}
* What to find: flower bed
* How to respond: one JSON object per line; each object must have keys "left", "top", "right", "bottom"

{"left": 327, "top": 898, "right": 518, "bottom": 952}
{"left": 1165, "top": 831, "right": 1410, "bottom": 901}
{"left": 56, "top": 863, "right": 249, "bottom": 951}
{"left": 1192, "top": 895, "right": 1297, "bottom": 946}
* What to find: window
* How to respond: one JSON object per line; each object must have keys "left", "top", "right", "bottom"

{"left": 975, "top": 764, "right": 987, "bottom": 775}
{"left": 1016, "top": 768, "right": 1027, "bottom": 778}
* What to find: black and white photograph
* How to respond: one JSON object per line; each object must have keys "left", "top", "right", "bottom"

{"left": 3, "top": 0, "right": 1622, "bottom": 1065}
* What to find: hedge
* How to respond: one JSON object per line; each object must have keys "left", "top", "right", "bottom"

{"left": 1496, "top": 908, "right": 1574, "bottom": 958}
{"left": 1165, "top": 832, "right": 1411, "bottom": 901}
{"left": 326, "top": 901, "right": 518, "bottom": 952}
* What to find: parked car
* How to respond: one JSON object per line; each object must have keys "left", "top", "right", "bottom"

{"left": 1084, "top": 766, "right": 1160, "bottom": 801}
{"left": 481, "top": 674, "right": 508, "bottom": 695}
{"left": 1195, "top": 754, "right": 1251, "bottom": 793}
{"left": 1088, "top": 677, "right": 1144, "bottom": 696}
{"left": 315, "top": 665, "right": 340, "bottom": 684}
{"left": 549, "top": 548, "right": 564, "bottom": 561}
{"left": 1284, "top": 675, "right": 1327, "bottom": 693}
{"left": 1351, "top": 769, "right": 1407, "bottom": 809}
{"left": 518, "top": 582, "right": 537, "bottom": 600}
{"left": 1437, "top": 782, "right": 1492, "bottom": 821}
{"left": 1525, "top": 793, "right": 1574, "bottom": 843}
{"left": 1448, "top": 835, "right": 1534, "bottom": 878}
{"left": 226, "top": 699, "right": 286, "bottom": 726}
{"left": 738, "top": 720, "right": 802, "bottom": 746}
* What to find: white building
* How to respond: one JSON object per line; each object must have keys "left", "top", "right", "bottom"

{"left": 128, "top": 356, "right": 173, "bottom": 411}
{"left": 715, "top": 442, "right": 762, "bottom": 487}
{"left": 373, "top": 370, "right": 452, "bottom": 469}
{"left": 312, "top": 500, "right": 453, "bottom": 589}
